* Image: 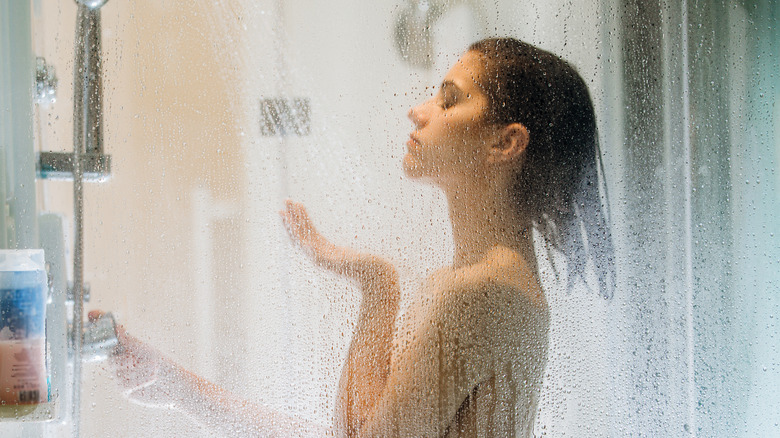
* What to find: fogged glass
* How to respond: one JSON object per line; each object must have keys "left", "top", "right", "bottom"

{"left": 7, "top": 0, "right": 776, "bottom": 437}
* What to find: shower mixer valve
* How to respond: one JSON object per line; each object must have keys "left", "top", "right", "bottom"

{"left": 80, "top": 312, "right": 119, "bottom": 363}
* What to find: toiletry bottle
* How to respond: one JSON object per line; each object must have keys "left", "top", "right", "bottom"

{"left": 0, "top": 250, "right": 49, "bottom": 407}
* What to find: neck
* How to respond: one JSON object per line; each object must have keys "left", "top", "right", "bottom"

{"left": 443, "top": 177, "right": 536, "bottom": 270}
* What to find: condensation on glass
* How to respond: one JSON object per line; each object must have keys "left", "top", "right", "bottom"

{"left": 0, "top": 0, "right": 777, "bottom": 437}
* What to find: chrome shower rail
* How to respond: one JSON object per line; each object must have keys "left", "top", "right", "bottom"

{"left": 71, "top": 1, "right": 110, "bottom": 436}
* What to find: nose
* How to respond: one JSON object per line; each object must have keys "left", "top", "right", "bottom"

{"left": 408, "top": 102, "right": 428, "bottom": 128}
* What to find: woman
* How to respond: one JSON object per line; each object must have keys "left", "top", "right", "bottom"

{"left": 103, "top": 37, "right": 614, "bottom": 437}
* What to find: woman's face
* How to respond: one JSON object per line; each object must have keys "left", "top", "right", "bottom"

{"left": 404, "top": 51, "right": 499, "bottom": 185}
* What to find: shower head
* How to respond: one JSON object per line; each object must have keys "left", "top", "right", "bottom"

{"left": 393, "top": 0, "right": 445, "bottom": 69}
{"left": 75, "top": 0, "right": 108, "bottom": 10}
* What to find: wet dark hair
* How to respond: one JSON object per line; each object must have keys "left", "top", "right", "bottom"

{"left": 469, "top": 37, "right": 615, "bottom": 298}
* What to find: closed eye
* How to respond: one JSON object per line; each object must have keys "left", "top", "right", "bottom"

{"left": 440, "top": 94, "right": 457, "bottom": 109}
{"left": 439, "top": 81, "right": 461, "bottom": 110}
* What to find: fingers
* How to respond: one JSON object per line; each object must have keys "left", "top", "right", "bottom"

{"left": 99, "top": 317, "right": 158, "bottom": 390}
{"left": 109, "top": 334, "right": 163, "bottom": 392}
{"left": 88, "top": 310, "right": 105, "bottom": 322}
{"left": 286, "top": 200, "right": 311, "bottom": 223}
{"left": 93, "top": 315, "right": 180, "bottom": 408}
{"left": 280, "top": 200, "right": 344, "bottom": 270}
{"left": 280, "top": 200, "right": 319, "bottom": 245}
{"left": 280, "top": 200, "right": 299, "bottom": 236}
{"left": 282, "top": 200, "right": 313, "bottom": 230}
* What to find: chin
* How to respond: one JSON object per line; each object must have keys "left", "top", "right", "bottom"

{"left": 403, "top": 156, "right": 444, "bottom": 187}
{"left": 403, "top": 167, "right": 423, "bottom": 180}
{"left": 402, "top": 155, "right": 423, "bottom": 179}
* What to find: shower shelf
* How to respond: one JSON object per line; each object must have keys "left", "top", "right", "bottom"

{"left": 0, "top": 401, "right": 58, "bottom": 423}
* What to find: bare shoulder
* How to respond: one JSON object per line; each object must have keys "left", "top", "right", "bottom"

{"left": 436, "top": 247, "right": 547, "bottom": 308}
{"left": 422, "top": 247, "right": 549, "bottom": 354}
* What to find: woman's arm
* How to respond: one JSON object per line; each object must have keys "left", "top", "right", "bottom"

{"left": 334, "top": 258, "right": 399, "bottom": 435}
{"left": 104, "top": 314, "right": 330, "bottom": 437}
{"left": 347, "top": 278, "right": 498, "bottom": 437}
{"left": 280, "top": 200, "right": 398, "bottom": 281}
{"left": 280, "top": 201, "right": 400, "bottom": 434}
{"left": 172, "top": 365, "right": 329, "bottom": 437}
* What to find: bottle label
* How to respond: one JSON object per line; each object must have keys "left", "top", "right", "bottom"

{"left": 0, "top": 284, "right": 48, "bottom": 405}
{"left": 0, "top": 338, "right": 47, "bottom": 404}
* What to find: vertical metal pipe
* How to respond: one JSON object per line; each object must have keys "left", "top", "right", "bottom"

{"left": 71, "top": 3, "right": 107, "bottom": 435}
{"left": 71, "top": 4, "right": 95, "bottom": 436}
{"left": 84, "top": 8, "right": 103, "bottom": 156}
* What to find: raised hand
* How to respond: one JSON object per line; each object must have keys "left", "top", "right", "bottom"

{"left": 280, "top": 200, "right": 400, "bottom": 302}
{"left": 280, "top": 200, "right": 353, "bottom": 275}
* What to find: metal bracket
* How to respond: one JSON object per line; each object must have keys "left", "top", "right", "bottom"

{"left": 37, "top": 151, "right": 111, "bottom": 181}
{"left": 66, "top": 281, "right": 91, "bottom": 303}
{"left": 35, "top": 57, "right": 57, "bottom": 107}
{"left": 81, "top": 312, "right": 118, "bottom": 362}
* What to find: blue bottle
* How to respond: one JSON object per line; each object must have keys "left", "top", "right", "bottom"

{"left": 0, "top": 250, "right": 49, "bottom": 406}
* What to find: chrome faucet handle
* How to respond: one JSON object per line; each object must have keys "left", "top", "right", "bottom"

{"left": 82, "top": 312, "right": 119, "bottom": 362}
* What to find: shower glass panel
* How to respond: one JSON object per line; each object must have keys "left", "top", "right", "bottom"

{"left": 2, "top": 0, "right": 775, "bottom": 436}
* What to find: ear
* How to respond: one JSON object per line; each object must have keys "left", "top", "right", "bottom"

{"left": 487, "top": 123, "right": 529, "bottom": 164}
